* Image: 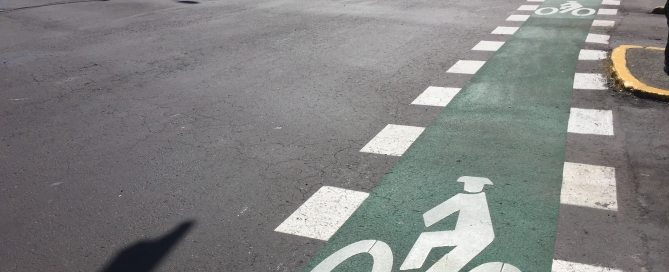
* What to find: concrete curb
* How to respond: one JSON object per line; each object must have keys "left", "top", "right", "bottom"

{"left": 610, "top": 45, "right": 669, "bottom": 101}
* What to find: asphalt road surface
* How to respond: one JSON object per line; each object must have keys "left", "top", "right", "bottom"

{"left": 1, "top": 0, "right": 668, "bottom": 271}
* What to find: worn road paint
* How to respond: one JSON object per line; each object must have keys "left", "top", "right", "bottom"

{"left": 552, "top": 259, "right": 623, "bottom": 272}
{"left": 578, "top": 49, "right": 607, "bottom": 60}
{"left": 360, "top": 124, "right": 425, "bottom": 156}
{"left": 472, "top": 41, "right": 505, "bottom": 52}
{"left": 592, "top": 19, "right": 615, "bottom": 27}
{"left": 527, "top": 0, "right": 545, "bottom": 2}
{"left": 573, "top": 73, "right": 607, "bottom": 90}
{"left": 491, "top": 26, "right": 519, "bottom": 35}
{"left": 303, "top": 0, "right": 603, "bottom": 270}
{"left": 447, "top": 60, "right": 486, "bottom": 74}
{"left": 585, "top": 33, "right": 610, "bottom": 44}
{"left": 567, "top": 108, "right": 614, "bottom": 136}
{"left": 597, "top": 8, "right": 618, "bottom": 15}
{"left": 561, "top": 162, "right": 617, "bottom": 211}
{"left": 506, "top": 14, "right": 530, "bottom": 21}
{"left": 412, "top": 87, "right": 462, "bottom": 107}
{"left": 274, "top": 186, "right": 369, "bottom": 241}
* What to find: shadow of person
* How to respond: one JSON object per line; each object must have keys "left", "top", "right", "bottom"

{"left": 100, "top": 221, "right": 195, "bottom": 272}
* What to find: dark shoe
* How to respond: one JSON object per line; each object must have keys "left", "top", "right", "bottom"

{"left": 665, "top": 65, "right": 669, "bottom": 75}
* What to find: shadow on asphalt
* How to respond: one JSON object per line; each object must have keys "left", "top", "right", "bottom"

{"left": 0, "top": 0, "right": 109, "bottom": 13}
{"left": 100, "top": 221, "right": 195, "bottom": 272}
{"left": 176, "top": 0, "right": 200, "bottom": 4}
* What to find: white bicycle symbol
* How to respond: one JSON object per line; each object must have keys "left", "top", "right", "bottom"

{"left": 535, "top": 1, "right": 596, "bottom": 16}
{"left": 310, "top": 177, "right": 522, "bottom": 272}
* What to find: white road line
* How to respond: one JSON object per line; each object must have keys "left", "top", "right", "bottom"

{"left": 552, "top": 259, "right": 623, "bottom": 272}
{"left": 274, "top": 186, "right": 369, "bottom": 241}
{"left": 518, "top": 5, "right": 539, "bottom": 11}
{"left": 567, "top": 108, "right": 614, "bottom": 136}
{"left": 472, "top": 41, "right": 505, "bottom": 51}
{"left": 447, "top": 60, "right": 486, "bottom": 74}
{"left": 598, "top": 8, "right": 618, "bottom": 15}
{"left": 506, "top": 14, "right": 530, "bottom": 21}
{"left": 360, "top": 124, "right": 425, "bottom": 156}
{"left": 492, "top": 26, "right": 519, "bottom": 35}
{"left": 601, "top": 0, "right": 621, "bottom": 5}
{"left": 592, "top": 20, "right": 615, "bottom": 27}
{"left": 585, "top": 33, "right": 610, "bottom": 44}
{"left": 573, "top": 73, "right": 607, "bottom": 90}
{"left": 527, "top": 0, "right": 545, "bottom": 2}
{"left": 411, "top": 86, "right": 461, "bottom": 107}
{"left": 562, "top": 162, "right": 617, "bottom": 211}
{"left": 578, "top": 49, "right": 607, "bottom": 60}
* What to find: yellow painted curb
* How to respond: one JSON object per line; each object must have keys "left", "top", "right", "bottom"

{"left": 610, "top": 45, "right": 669, "bottom": 100}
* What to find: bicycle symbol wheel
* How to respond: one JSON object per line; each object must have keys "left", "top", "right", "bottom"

{"left": 534, "top": 7, "right": 595, "bottom": 16}
{"left": 571, "top": 7, "right": 596, "bottom": 16}
{"left": 535, "top": 7, "right": 558, "bottom": 15}
{"left": 311, "top": 240, "right": 393, "bottom": 272}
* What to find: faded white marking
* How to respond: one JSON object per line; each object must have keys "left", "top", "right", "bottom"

{"left": 274, "top": 186, "right": 369, "bottom": 241}
{"left": 9, "top": 98, "right": 29, "bottom": 101}
{"left": 506, "top": 14, "right": 530, "bottom": 21}
{"left": 601, "top": 0, "right": 620, "bottom": 5}
{"left": 360, "top": 124, "right": 425, "bottom": 156}
{"left": 491, "top": 26, "right": 519, "bottom": 35}
{"left": 567, "top": 108, "right": 614, "bottom": 136}
{"left": 411, "top": 86, "right": 461, "bottom": 107}
{"left": 527, "top": 0, "right": 545, "bottom": 2}
{"left": 592, "top": 20, "right": 615, "bottom": 27}
{"left": 472, "top": 41, "right": 505, "bottom": 51}
{"left": 518, "top": 5, "right": 539, "bottom": 11}
{"left": 552, "top": 259, "right": 623, "bottom": 272}
{"left": 562, "top": 162, "right": 617, "bottom": 211}
{"left": 598, "top": 8, "right": 618, "bottom": 15}
{"left": 579, "top": 49, "right": 607, "bottom": 60}
{"left": 585, "top": 33, "right": 610, "bottom": 44}
{"left": 447, "top": 60, "right": 486, "bottom": 74}
{"left": 573, "top": 73, "right": 607, "bottom": 90}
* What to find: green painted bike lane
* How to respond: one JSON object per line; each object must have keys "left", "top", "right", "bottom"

{"left": 306, "top": 0, "right": 603, "bottom": 271}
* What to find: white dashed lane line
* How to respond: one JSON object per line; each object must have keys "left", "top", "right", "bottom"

{"left": 411, "top": 86, "right": 461, "bottom": 107}
{"left": 601, "top": 0, "right": 621, "bottom": 5}
{"left": 573, "top": 73, "right": 607, "bottom": 90}
{"left": 567, "top": 108, "right": 614, "bottom": 136}
{"left": 592, "top": 20, "right": 615, "bottom": 27}
{"left": 517, "top": 5, "right": 539, "bottom": 11}
{"left": 274, "top": 186, "right": 369, "bottom": 241}
{"left": 597, "top": 8, "right": 618, "bottom": 15}
{"left": 447, "top": 60, "right": 486, "bottom": 74}
{"left": 585, "top": 33, "right": 610, "bottom": 44}
{"left": 472, "top": 41, "right": 505, "bottom": 52}
{"left": 360, "top": 124, "right": 425, "bottom": 156}
{"left": 578, "top": 49, "right": 607, "bottom": 60}
{"left": 491, "top": 26, "right": 519, "bottom": 35}
{"left": 552, "top": 259, "right": 623, "bottom": 272}
{"left": 561, "top": 162, "right": 618, "bottom": 211}
{"left": 506, "top": 14, "right": 530, "bottom": 22}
